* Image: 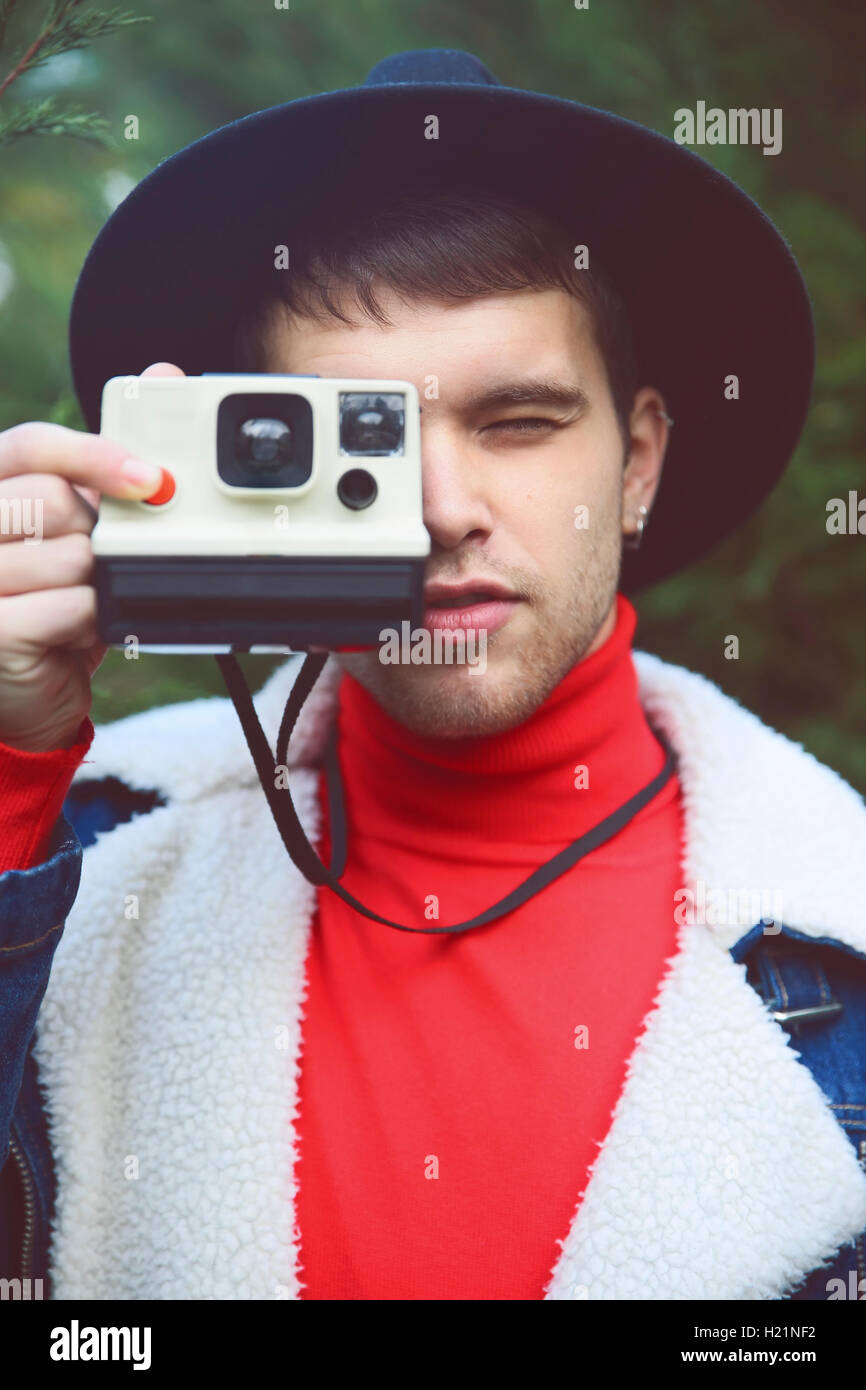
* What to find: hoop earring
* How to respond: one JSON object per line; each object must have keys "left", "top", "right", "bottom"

{"left": 623, "top": 503, "right": 648, "bottom": 551}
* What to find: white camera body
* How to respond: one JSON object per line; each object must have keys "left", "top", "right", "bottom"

{"left": 92, "top": 373, "right": 430, "bottom": 651}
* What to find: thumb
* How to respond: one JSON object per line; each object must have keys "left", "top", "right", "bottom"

{"left": 140, "top": 362, "right": 187, "bottom": 378}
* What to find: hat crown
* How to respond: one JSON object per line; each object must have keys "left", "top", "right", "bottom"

{"left": 362, "top": 48, "right": 501, "bottom": 89}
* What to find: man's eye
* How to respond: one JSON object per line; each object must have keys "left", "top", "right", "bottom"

{"left": 485, "top": 417, "right": 557, "bottom": 435}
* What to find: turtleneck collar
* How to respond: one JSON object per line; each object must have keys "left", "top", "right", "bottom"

{"left": 334, "top": 593, "right": 668, "bottom": 848}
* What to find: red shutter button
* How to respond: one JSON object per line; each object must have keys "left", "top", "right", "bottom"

{"left": 142, "top": 468, "right": 176, "bottom": 506}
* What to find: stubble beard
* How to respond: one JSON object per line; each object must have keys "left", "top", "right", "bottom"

{"left": 334, "top": 528, "right": 622, "bottom": 741}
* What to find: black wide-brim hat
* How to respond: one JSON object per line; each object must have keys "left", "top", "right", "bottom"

{"left": 69, "top": 48, "right": 814, "bottom": 592}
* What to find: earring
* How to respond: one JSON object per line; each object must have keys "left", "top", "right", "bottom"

{"left": 623, "top": 503, "right": 648, "bottom": 551}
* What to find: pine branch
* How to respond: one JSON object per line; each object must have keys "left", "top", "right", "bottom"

{"left": 24, "top": 5, "right": 148, "bottom": 72}
{"left": 0, "top": 95, "right": 110, "bottom": 145}
{"left": 0, "top": 4, "right": 149, "bottom": 102}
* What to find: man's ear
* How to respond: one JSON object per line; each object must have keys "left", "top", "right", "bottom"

{"left": 621, "top": 386, "right": 671, "bottom": 540}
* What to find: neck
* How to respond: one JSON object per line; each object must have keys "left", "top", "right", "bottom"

{"left": 334, "top": 593, "right": 666, "bottom": 848}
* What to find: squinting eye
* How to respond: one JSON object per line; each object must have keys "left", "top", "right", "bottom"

{"left": 486, "top": 417, "right": 557, "bottom": 434}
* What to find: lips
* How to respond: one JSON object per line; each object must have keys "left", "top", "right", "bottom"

{"left": 421, "top": 579, "right": 522, "bottom": 636}
{"left": 423, "top": 580, "right": 518, "bottom": 607}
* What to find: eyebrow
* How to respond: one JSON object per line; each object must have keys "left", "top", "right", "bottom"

{"left": 429, "top": 378, "right": 591, "bottom": 416}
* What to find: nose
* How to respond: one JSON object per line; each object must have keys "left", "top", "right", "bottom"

{"left": 419, "top": 418, "right": 494, "bottom": 551}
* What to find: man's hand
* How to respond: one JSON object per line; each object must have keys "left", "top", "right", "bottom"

{"left": 0, "top": 363, "right": 184, "bottom": 751}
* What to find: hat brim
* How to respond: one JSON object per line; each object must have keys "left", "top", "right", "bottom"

{"left": 69, "top": 80, "right": 814, "bottom": 591}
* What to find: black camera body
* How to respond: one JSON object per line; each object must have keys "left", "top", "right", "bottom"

{"left": 91, "top": 374, "right": 429, "bottom": 651}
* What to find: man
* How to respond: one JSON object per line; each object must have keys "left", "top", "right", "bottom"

{"left": 1, "top": 49, "right": 865, "bottom": 1302}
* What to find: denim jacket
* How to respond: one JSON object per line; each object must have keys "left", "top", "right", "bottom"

{"left": 1, "top": 649, "right": 865, "bottom": 1300}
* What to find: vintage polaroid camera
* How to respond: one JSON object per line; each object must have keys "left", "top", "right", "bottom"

{"left": 92, "top": 374, "right": 430, "bottom": 651}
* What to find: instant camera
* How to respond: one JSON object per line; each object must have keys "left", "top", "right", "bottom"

{"left": 91, "top": 374, "right": 430, "bottom": 651}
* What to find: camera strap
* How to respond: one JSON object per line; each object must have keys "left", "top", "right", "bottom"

{"left": 216, "top": 651, "right": 677, "bottom": 937}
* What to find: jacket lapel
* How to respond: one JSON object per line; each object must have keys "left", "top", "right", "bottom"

{"left": 544, "top": 919, "right": 866, "bottom": 1299}
{"left": 546, "top": 651, "right": 866, "bottom": 1298}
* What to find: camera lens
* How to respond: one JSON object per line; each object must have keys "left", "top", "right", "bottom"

{"left": 217, "top": 393, "right": 313, "bottom": 488}
{"left": 236, "top": 418, "right": 293, "bottom": 469}
{"left": 337, "top": 468, "right": 378, "bottom": 510}
{"left": 339, "top": 393, "right": 405, "bottom": 456}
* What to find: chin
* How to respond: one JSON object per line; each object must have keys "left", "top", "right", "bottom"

{"left": 335, "top": 647, "right": 559, "bottom": 740}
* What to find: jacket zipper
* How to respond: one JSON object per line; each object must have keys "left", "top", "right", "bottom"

{"left": 9, "top": 1133, "right": 36, "bottom": 1281}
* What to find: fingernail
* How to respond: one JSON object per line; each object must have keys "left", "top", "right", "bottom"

{"left": 141, "top": 468, "right": 176, "bottom": 506}
{"left": 121, "top": 458, "right": 163, "bottom": 490}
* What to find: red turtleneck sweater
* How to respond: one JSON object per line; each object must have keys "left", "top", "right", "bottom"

{"left": 0, "top": 594, "right": 683, "bottom": 1300}
{"left": 295, "top": 594, "right": 683, "bottom": 1299}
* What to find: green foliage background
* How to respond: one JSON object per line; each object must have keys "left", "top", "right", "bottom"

{"left": 1, "top": 0, "right": 863, "bottom": 789}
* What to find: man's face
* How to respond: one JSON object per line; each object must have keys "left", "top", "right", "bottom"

{"left": 264, "top": 285, "right": 662, "bottom": 738}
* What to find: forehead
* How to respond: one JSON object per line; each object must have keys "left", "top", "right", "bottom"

{"left": 262, "top": 285, "right": 603, "bottom": 388}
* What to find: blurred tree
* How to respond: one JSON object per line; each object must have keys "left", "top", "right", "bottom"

{"left": 0, "top": 0, "right": 862, "bottom": 788}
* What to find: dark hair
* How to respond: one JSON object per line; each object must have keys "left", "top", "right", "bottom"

{"left": 231, "top": 189, "right": 638, "bottom": 443}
